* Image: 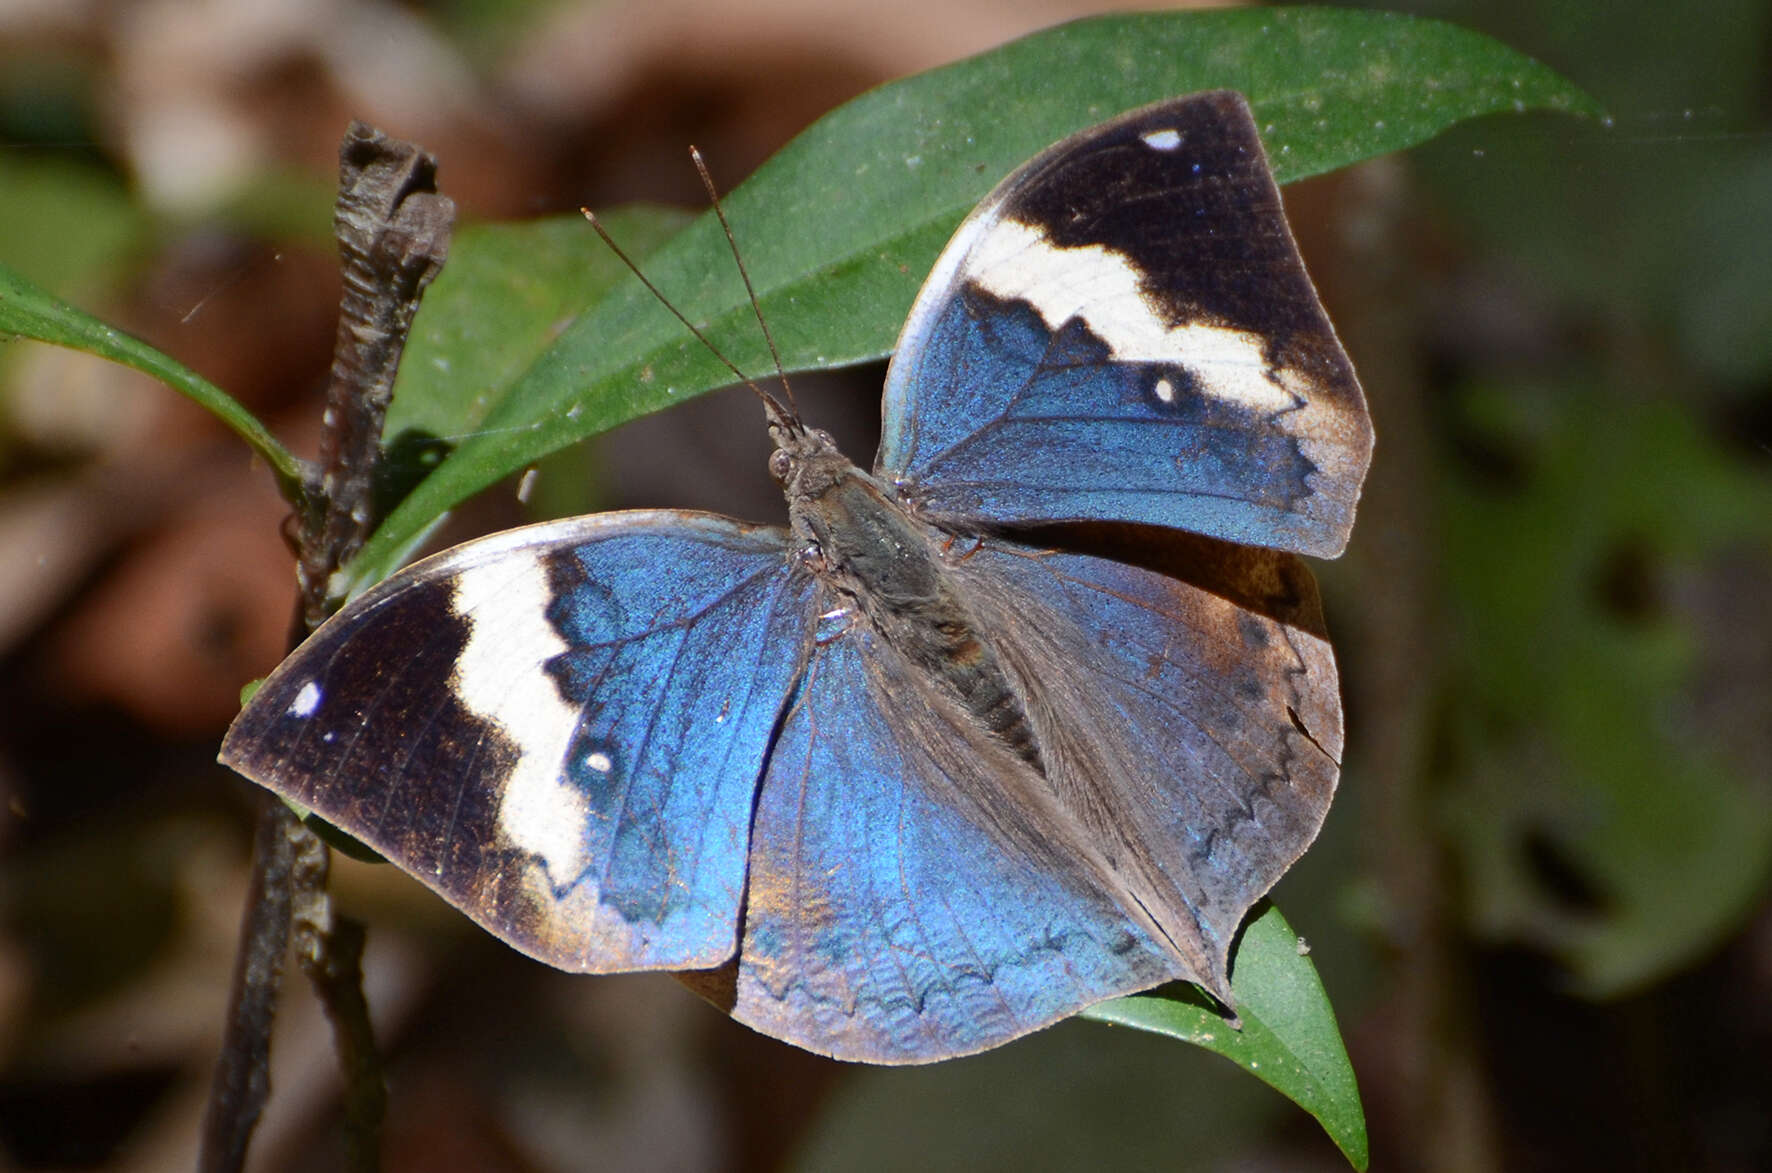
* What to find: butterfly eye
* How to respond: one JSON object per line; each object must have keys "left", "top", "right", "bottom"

{"left": 768, "top": 449, "right": 793, "bottom": 483}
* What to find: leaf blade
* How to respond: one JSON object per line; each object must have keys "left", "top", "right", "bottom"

{"left": 347, "top": 6, "right": 1601, "bottom": 589}
{"left": 1084, "top": 903, "right": 1368, "bottom": 1169}
{"left": 0, "top": 261, "right": 306, "bottom": 498}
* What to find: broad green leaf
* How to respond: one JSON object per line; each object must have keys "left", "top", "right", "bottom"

{"left": 0, "top": 261, "right": 305, "bottom": 498}
{"left": 344, "top": 6, "right": 1601, "bottom": 591}
{"left": 388, "top": 205, "right": 692, "bottom": 445}
{"left": 1085, "top": 904, "right": 1368, "bottom": 1169}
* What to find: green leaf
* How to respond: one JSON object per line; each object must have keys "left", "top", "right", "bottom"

{"left": 387, "top": 205, "right": 693, "bottom": 446}
{"left": 0, "top": 261, "right": 307, "bottom": 499}
{"left": 1084, "top": 904, "right": 1368, "bottom": 1170}
{"left": 344, "top": 6, "right": 1601, "bottom": 592}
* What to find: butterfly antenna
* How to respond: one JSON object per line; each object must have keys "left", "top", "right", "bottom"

{"left": 690, "top": 147, "right": 797, "bottom": 417}
{"left": 580, "top": 208, "right": 796, "bottom": 429}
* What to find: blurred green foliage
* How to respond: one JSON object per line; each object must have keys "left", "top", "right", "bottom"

{"left": 1385, "top": 0, "right": 1772, "bottom": 995}
{"left": 1440, "top": 385, "right": 1772, "bottom": 993}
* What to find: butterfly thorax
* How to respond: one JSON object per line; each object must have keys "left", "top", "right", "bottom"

{"left": 771, "top": 425, "right": 1043, "bottom": 769}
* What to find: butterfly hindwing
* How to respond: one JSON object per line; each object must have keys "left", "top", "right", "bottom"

{"left": 732, "top": 625, "right": 1181, "bottom": 1063}
{"left": 726, "top": 527, "right": 1342, "bottom": 1062}
{"left": 220, "top": 512, "right": 815, "bottom": 972}
{"left": 877, "top": 91, "right": 1371, "bottom": 557}
{"left": 955, "top": 534, "right": 1342, "bottom": 958}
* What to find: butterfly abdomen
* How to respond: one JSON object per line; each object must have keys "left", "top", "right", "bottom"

{"left": 926, "top": 617, "right": 1045, "bottom": 770}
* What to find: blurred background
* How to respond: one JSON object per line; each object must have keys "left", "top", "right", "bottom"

{"left": 1, "top": 0, "right": 1768, "bottom": 1169}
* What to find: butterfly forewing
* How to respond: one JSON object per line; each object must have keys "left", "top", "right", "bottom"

{"left": 877, "top": 91, "right": 1371, "bottom": 557}
{"left": 221, "top": 511, "right": 814, "bottom": 972}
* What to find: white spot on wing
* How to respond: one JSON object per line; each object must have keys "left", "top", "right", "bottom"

{"left": 967, "top": 220, "right": 1296, "bottom": 414}
{"left": 452, "top": 553, "right": 587, "bottom": 884}
{"left": 1142, "top": 128, "right": 1182, "bottom": 150}
{"left": 289, "top": 680, "right": 322, "bottom": 718}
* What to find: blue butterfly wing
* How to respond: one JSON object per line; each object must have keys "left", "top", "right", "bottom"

{"left": 220, "top": 511, "right": 814, "bottom": 972}
{"left": 721, "top": 528, "right": 1339, "bottom": 1062}
{"left": 728, "top": 625, "right": 1181, "bottom": 1063}
{"left": 877, "top": 91, "right": 1371, "bottom": 558}
{"left": 956, "top": 530, "right": 1343, "bottom": 961}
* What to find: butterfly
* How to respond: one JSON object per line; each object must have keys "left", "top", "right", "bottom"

{"left": 221, "top": 91, "right": 1371, "bottom": 1064}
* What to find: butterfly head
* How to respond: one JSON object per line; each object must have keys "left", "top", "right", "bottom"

{"left": 767, "top": 418, "right": 848, "bottom": 498}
